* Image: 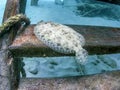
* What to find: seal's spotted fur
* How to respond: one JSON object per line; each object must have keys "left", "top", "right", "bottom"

{"left": 34, "top": 21, "right": 87, "bottom": 64}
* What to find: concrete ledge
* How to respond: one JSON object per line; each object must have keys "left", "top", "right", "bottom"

{"left": 9, "top": 25, "right": 120, "bottom": 57}
{"left": 18, "top": 71, "right": 120, "bottom": 90}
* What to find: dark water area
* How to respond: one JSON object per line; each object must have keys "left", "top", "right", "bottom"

{"left": 75, "top": 2, "right": 120, "bottom": 20}
{"left": 26, "top": 0, "right": 120, "bottom": 27}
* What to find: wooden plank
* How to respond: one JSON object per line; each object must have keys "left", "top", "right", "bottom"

{"left": 3, "top": 0, "right": 26, "bottom": 22}
{"left": 2, "top": 0, "right": 19, "bottom": 22}
{"left": 9, "top": 25, "right": 120, "bottom": 57}
{"left": 1, "top": 0, "right": 24, "bottom": 90}
{"left": 18, "top": 71, "right": 120, "bottom": 90}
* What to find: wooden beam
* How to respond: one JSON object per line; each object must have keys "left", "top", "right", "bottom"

{"left": 2, "top": 0, "right": 27, "bottom": 22}
{"left": 1, "top": 0, "right": 24, "bottom": 90}
{"left": 9, "top": 25, "right": 120, "bottom": 57}
{"left": 2, "top": 0, "right": 20, "bottom": 22}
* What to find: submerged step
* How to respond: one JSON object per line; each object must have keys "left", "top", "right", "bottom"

{"left": 9, "top": 25, "right": 120, "bottom": 57}
{"left": 18, "top": 71, "right": 120, "bottom": 90}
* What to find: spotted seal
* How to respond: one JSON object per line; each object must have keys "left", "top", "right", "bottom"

{"left": 34, "top": 21, "right": 88, "bottom": 65}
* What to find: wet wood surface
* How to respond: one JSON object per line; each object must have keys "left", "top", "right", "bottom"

{"left": 9, "top": 25, "right": 120, "bottom": 57}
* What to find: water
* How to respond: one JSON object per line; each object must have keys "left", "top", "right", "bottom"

{"left": 22, "top": 54, "right": 120, "bottom": 78}
{"left": 26, "top": 0, "right": 120, "bottom": 27}
{"left": 0, "top": 0, "right": 7, "bottom": 24}
{"left": 23, "top": 0, "right": 120, "bottom": 78}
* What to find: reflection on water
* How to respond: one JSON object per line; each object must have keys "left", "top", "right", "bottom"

{"left": 21, "top": 54, "right": 120, "bottom": 78}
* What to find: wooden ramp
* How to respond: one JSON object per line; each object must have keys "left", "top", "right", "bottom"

{"left": 9, "top": 25, "right": 120, "bottom": 57}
